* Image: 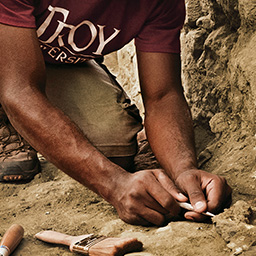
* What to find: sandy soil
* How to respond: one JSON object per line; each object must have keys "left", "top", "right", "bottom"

{"left": 1, "top": 131, "right": 255, "bottom": 256}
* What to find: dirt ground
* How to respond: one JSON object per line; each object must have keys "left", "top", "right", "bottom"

{"left": 1, "top": 126, "right": 255, "bottom": 256}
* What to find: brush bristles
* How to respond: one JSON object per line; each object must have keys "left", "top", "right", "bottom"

{"left": 88, "top": 237, "right": 143, "bottom": 256}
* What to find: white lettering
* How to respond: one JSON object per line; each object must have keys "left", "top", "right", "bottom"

{"left": 37, "top": 5, "right": 121, "bottom": 58}
{"left": 66, "top": 56, "right": 76, "bottom": 63}
{"left": 37, "top": 6, "right": 69, "bottom": 43}
{"left": 93, "top": 25, "right": 120, "bottom": 55}
{"left": 57, "top": 21, "right": 74, "bottom": 47}
{"left": 56, "top": 51, "right": 68, "bottom": 62}
{"left": 48, "top": 47, "right": 60, "bottom": 58}
{"left": 68, "top": 20, "right": 97, "bottom": 52}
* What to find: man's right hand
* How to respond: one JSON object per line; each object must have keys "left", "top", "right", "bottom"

{"left": 109, "top": 169, "right": 187, "bottom": 226}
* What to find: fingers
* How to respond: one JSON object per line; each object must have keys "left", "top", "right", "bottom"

{"left": 146, "top": 173, "right": 180, "bottom": 215}
{"left": 115, "top": 168, "right": 232, "bottom": 225}
{"left": 175, "top": 170, "right": 232, "bottom": 221}
{"left": 140, "top": 207, "right": 166, "bottom": 226}
{"left": 184, "top": 211, "right": 206, "bottom": 221}
{"left": 146, "top": 186, "right": 180, "bottom": 216}
{"left": 204, "top": 176, "right": 232, "bottom": 213}
{"left": 115, "top": 170, "right": 182, "bottom": 226}
{"left": 153, "top": 169, "right": 188, "bottom": 202}
{"left": 136, "top": 171, "right": 181, "bottom": 224}
{"left": 182, "top": 173, "right": 208, "bottom": 213}
{"left": 184, "top": 187, "right": 230, "bottom": 221}
{"left": 118, "top": 199, "right": 166, "bottom": 226}
{"left": 152, "top": 170, "right": 209, "bottom": 221}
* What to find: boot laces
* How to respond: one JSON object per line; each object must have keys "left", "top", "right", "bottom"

{"left": 0, "top": 119, "right": 30, "bottom": 160}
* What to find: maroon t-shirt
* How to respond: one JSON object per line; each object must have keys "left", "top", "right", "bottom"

{"left": 0, "top": 0, "right": 185, "bottom": 64}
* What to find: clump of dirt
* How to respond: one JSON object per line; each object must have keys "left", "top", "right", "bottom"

{"left": 213, "top": 200, "right": 256, "bottom": 255}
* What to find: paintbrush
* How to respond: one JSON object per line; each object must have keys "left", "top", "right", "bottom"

{"left": 35, "top": 230, "right": 143, "bottom": 256}
{"left": 178, "top": 202, "right": 215, "bottom": 217}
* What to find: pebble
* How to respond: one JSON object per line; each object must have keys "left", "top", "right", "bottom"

{"left": 233, "top": 247, "right": 243, "bottom": 255}
{"left": 155, "top": 226, "right": 172, "bottom": 233}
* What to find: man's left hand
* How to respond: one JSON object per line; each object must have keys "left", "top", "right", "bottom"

{"left": 174, "top": 169, "right": 232, "bottom": 221}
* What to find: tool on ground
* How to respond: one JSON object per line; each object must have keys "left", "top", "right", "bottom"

{"left": 0, "top": 224, "right": 24, "bottom": 256}
{"left": 178, "top": 202, "right": 215, "bottom": 217}
{"left": 35, "top": 230, "right": 143, "bottom": 256}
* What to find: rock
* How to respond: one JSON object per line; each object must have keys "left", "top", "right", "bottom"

{"left": 204, "top": 25, "right": 231, "bottom": 55}
{"left": 184, "top": 29, "right": 208, "bottom": 59}
{"left": 196, "top": 15, "right": 215, "bottom": 30}
{"left": 209, "top": 112, "right": 229, "bottom": 134}
{"left": 213, "top": 201, "right": 256, "bottom": 255}
{"left": 186, "top": 0, "right": 204, "bottom": 28}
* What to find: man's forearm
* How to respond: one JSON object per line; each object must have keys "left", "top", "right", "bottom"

{"left": 136, "top": 51, "right": 232, "bottom": 219}
{"left": 1, "top": 84, "right": 126, "bottom": 200}
{"left": 0, "top": 25, "right": 124, "bottom": 200}
{"left": 144, "top": 91, "right": 198, "bottom": 180}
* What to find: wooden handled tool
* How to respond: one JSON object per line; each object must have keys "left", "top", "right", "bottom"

{"left": 0, "top": 224, "right": 24, "bottom": 256}
{"left": 35, "top": 230, "right": 143, "bottom": 256}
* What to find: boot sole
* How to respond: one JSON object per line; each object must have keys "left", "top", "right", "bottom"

{"left": 0, "top": 160, "right": 41, "bottom": 182}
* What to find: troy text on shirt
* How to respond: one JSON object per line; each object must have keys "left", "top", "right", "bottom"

{"left": 37, "top": 5, "right": 120, "bottom": 63}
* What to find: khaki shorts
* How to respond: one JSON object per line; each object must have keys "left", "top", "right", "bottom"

{"left": 45, "top": 60, "right": 143, "bottom": 157}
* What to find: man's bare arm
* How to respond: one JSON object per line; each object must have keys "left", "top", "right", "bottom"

{"left": 0, "top": 24, "right": 185, "bottom": 226}
{"left": 0, "top": 24, "right": 128, "bottom": 199}
{"left": 137, "top": 52, "right": 197, "bottom": 176}
{"left": 136, "top": 51, "right": 231, "bottom": 220}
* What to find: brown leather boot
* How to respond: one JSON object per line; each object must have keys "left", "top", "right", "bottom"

{"left": 0, "top": 106, "right": 40, "bottom": 182}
